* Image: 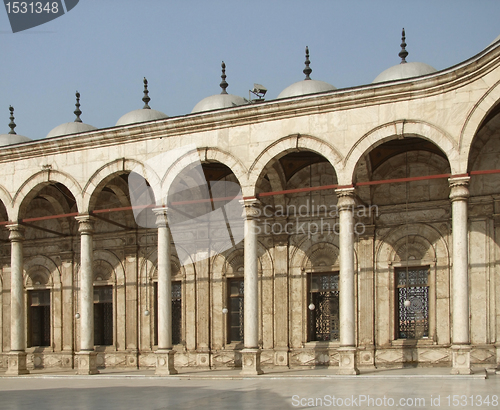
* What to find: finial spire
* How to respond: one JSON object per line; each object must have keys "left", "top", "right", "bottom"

{"left": 74, "top": 91, "right": 82, "bottom": 123}
{"left": 142, "top": 77, "right": 151, "bottom": 109}
{"left": 399, "top": 28, "right": 408, "bottom": 64}
{"left": 303, "top": 46, "right": 312, "bottom": 80}
{"left": 220, "top": 61, "right": 228, "bottom": 94}
{"left": 8, "top": 106, "right": 16, "bottom": 135}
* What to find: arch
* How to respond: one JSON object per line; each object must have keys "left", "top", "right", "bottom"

{"left": 93, "top": 249, "right": 125, "bottom": 284}
{"left": 0, "top": 184, "right": 13, "bottom": 215}
{"left": 82, "top": 158, "right": 162, "bottom": 213}
{"left": 248, "top": 134, "right": 343, "bottom": 197}
{"left": 460, "top": 79, "right": 500, "bottom": 167}
{"left": 12, "top": 170, "right": 82, "bottom": 220}
{"left": 24, "top": 255, "right": 60, "bottom": 287}
{"left": 342, "top": 120, "right": 459, "bottom": 186}
{"left": 161, "top": 147, "right": 248, "bottom": 202}
{"left": 376, "top": 223, "right": 449, "bottom": 265}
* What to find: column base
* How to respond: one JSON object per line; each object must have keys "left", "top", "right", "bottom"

{"left": 240, "top": 348, "right": 263, "bottom": 375}
{"left": 6, "top": 352, "right": 29, "bottom": 375}
{"left": 337, "top": 347, "right": 359, "bottom": 375}
{"left": 155, "top": 349, "right": 177, "bottom": 375}
{"left": 451, "top": 345, "right": 473, "bottom": 375}
{"left": 76, "top": 351, "right": 99, "bottom": 375}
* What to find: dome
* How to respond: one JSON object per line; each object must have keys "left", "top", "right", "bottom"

{"left": 489, "top": 34, "right": 500, "bottom": 47}
{"left": 46, "top": 122, "right": 97, "bottom": 138}
{"left": 115, "top": 78, "right": 168, "bottom": 126}
{"left": 277, "top": 47, "right": 336, "bottom": 99}
{"left": 46, "top": 92, "right": 97, "bottom": 138}
{"left": 0, "top": 106, "right": 31, "bottom": 146}
{"left": 373, "top": 29, "right": 437, "bottom": 83}
{"left": 191, "top": 62, "right": 247, "bottom": 113}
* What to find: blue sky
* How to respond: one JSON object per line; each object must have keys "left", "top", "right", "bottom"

{"left": 1, "top": 0, "right": 499, "bottom": 140}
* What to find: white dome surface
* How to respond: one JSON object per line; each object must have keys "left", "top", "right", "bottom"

{"left": 46, "top": 122, "right": 97, "bottom": 138}
{"left": 191, "top": 93, "right": 247, "bottom": 113}
{"left": 373, "top": 61, "right": 437, "bottom": 83}
{"left": 116, "top": 108, "right": 168, "bottom": 126}
{"left": 277, "top": 79, "right": 336, "bottom": 99}
{"left": 0, "top": 133, "right": 31, "bottom": 147}
{"left": 489, "top": 34, "right": 500, "bottom": 47}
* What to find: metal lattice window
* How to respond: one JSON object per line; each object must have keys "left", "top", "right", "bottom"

{"left": 154, "top": 281, "right": 183, "bottom": 345}
{"left": 228, "top": 279, "right": 244, "bottom": 343}
{"left": 94, "top": 285, "right": 113, "bottom": 346}
{"left": 28, "top": 290, "right": 50, "bottom": 347}
{"left": 308, "top": 273, "right": 340, "bottom": 342}
{"left": 396, "top": 267, "right": 429, "bottom": 339}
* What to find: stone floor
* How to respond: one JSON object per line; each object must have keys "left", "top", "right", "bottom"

{"left": 0, "top": 367, "right": 498, "bottom": 409}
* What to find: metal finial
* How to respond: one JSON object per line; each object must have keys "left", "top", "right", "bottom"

{"left": 74, "top": 91, "right": 82, "bottom": 123}
{"left": 142, "top": 77, "right": 151, "bottom": 109}
{"left": 220, "top": 61, "right": 228, "bottom": 94}
{"left": 303, "top": 46, "right": 312, "bottom": 80}
{"left": 8, "top": 106, "right": 16, "bottom": 135}
{"left": 399, "top": 28, "right": 408, "bottom": 64}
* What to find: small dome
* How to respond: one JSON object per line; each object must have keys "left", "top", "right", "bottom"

{"left": 0, "top": 106, "right": 31, "bottom": 146}
{"left": 192, "top": 93, "right": 247, "bottom": 113}
{"left": 277, "top": 79, "right": 336, "bottom": 99}
{"left": 373, "top": 61, "right": 437, "bottom": 83}
{"left": 46, "top": 92, "right": 97, "bottom": 138}
{"left": 277, "top": 47, "right": 336, "bottom": 99}
{"left": 116, "top": 109, "right": 168, "bottom": 126}
{"left": 0, "top": 133, "right": 31, "bottom": 147}
{"left": 116, "top": 78, "right": 168, "bottom": 126}
{"left": 191, "top": 61, "right": 247, "bottom": 114}
{"left": 46, "top": 122, "right": 97, "bottom": 138}
{"left": 373, "top": 29, "right": 437, "bottom": 83}
{"left": 489, "top": 34, "right": 500, "bottom": 47}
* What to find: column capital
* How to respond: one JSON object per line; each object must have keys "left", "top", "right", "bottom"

{"left": 6, "top": 224, "right": 25, "bottom": 242}
{"left": 335, "top": 187, "right": 356, "bottom": 211}
{"left": 75, "top": 214, "right": 95, "bottom": 234}
{"left": 240, "top": 197, "right": 261, "bottom": 220}
{"left": 449, "top": 176, "right": 470, "bottom": 202}
{"left": 152, "top": 207, "right": 168, "bottom": 227}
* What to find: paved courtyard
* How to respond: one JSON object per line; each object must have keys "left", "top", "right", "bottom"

{"left": 0, "top": 368, "right": 499, "bottom": 409}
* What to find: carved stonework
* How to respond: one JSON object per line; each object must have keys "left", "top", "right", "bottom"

{"left": 6, "top": 352, "right": 29, "bottom": 375}
{"left": 240, "top": 198, "right": 261, "bottom": 220}
{"left": 240, "top": 348, "right": 263, "bottom": 375}
{"left": 152, "top": 207, "right": 168, "bottom": 228}
{"left": 7, "top": 224, "right": 25, "bottom": 242}
{"left": 451, "top": 345, "right": 473, "bottom": 375}
{"left": 76, "top": 351, "right": 99, "bottom": 375}
{"left": 75, "top": 215, "right": 95, "bottom": 235}
{"left": 449, "top": 176, "right": 470, "bottom": 202}
{"left": 335, "top": 187, "right": 356, "bottom": 211}
{"left": 155, "top": 349, "right": 177, "bottom": 375}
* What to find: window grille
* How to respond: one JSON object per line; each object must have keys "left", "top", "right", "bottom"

{"left": 396, "top": 267, "right": 429, "bottom": 339}
{"left": 154, "top": 281, "right": 183, "bottom": 345}
{"left": 308, "top": 272, "right": 340, "bottom": 341}
{"left": 94, "top": 285, "right": 113, "bottom": 346}
{"left": 228, "top": 279, "right": 244, "bottom": 343}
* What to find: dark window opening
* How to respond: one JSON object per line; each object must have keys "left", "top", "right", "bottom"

{"left": 94, "top": 285, "right": 113, "bottom": 346}
{"left": 396, "top": 267, "right": 429, "bottom": 339}
{"left": 308, "top": 272, "right": 339, "bottom": 342}
{"left": 227, "top": 278, "right": 244, "bottom": 343}
{"left": 28, "top": 290, "right": 50, "bottom": 347}
{"left": 154, "top": 281, "right": 182, "bottom": 345}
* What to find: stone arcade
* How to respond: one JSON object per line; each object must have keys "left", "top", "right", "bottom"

{"left": 1, "top": 32, "right": 500, "bottom": 375}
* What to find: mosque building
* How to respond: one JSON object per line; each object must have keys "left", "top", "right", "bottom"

{"left": 1, "top": 30, "right": 500, "bottom": 375}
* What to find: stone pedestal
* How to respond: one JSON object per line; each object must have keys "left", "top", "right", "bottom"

{"left": 76, "top": 351, "right": 99, "bottom": 375}
{"left": 240, "top": 348, "right": 263, "bottom": 375}
{"left": 6, "top": 352, "right": 29, "bottom": 375}
{"left": 274, "top": 348, "right": 289, "bottom": 367}
{"left": 155, "top": 349, "right": 177, "bottom": 375}
{"left": 451, "top": 345, "right": 473, "bottom": 375}
{"left": 337, "top": 347, "right": 360, "bottom": 375}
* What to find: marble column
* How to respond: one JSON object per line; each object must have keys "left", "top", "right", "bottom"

{"left": 240, "top": 198, "right": 263, "bottom": 375}
{"left": 75, "top": 215, "right": 98, "bottom": 375}
{"left": 335, "top": 188, "right": 359, "bottom": 375}
{"left": 449, "top": 176, "right": 472, "bottom": 374}
{"left": 6, "top": 224, "right": 29, "bottom": 375}
{"left": 153, "top": 208, "right": 177, "bottom": 375}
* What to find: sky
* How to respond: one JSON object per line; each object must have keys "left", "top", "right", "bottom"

{"left": 0, "top": 0, "right": 499, "bottom": 141}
